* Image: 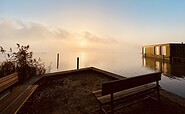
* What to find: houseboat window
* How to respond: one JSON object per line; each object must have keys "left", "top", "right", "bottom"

{"left": 161, "top": 46, "right": 166, "bottom": 56}
{"left": 155, "top": 46, "right": 160, "bottom": 55}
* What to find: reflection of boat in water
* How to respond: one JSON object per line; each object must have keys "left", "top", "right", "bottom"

{"left": 142, "top": 57, "right": 185, "bottom": 79}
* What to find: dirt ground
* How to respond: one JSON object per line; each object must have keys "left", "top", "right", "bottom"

{"left": 18, "top": 70, "right": 185, "bottom": 114}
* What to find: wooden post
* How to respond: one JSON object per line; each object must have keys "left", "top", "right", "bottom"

{"left": 57, "top": 53, "right": 59, "bottom": 69}
{"left": 77, "top": 57, "right": 79, "bottom": 69}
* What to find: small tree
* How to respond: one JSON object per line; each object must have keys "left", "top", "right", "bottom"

{"left": 0, "top": 46, "right": 15, "bottom": 77}
{"left": 0, "top": 61, "right": 15, "bottom": 78}
{"left": 0, "top": 44, "right": 46, "bottom": 82}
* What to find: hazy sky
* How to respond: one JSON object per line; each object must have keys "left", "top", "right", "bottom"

{"left": 1, "top": 0, "right": 185, "bottom": 52}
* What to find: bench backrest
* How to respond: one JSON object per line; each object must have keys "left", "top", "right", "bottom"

{"left": 102, "top": 72, "right": 161, "bottom": 95}
{"left": 0, "top": 72, "right": 19, "bottom": 93}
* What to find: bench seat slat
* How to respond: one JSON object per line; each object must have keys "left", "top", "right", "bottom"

{"left": 0, "top": 85, "right": 38, "bottom": 114}
{"left": 94, "top": 83, "right": 157, "bottom": 104}
{"left": 0, "top": 76, "right": 19, "bottom": 92}
{"left": 9, "top": 85, "right": 38, "bottom": 114}
{"left": 0, "top": 73, "right": 18, "bottom": 84}
{"left": 92, "top": 90, "right": 102, "bottom": 98}
{"left": 0, "top": 86, "right": 28, "bottom": 112}
{"left": 0, "top": 76, "right": 18, "bottom": 87}
{"left": 0, "top": 72, "right": 19, "bottom": 93}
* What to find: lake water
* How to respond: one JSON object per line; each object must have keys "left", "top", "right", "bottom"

{"left": 1, "top": 50, "right": 185, "bottom": 98}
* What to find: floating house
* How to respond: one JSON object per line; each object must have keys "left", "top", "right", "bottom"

{"left": 142, "top": 43, "right": 185, "bottom": 63}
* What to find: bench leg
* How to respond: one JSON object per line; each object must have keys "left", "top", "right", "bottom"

{"left": 99, "top": 104, "right": 102, "bottom": 114}
{"left": 99, "top": 103, "right": 105, "bottom": 114}
{"left": 111, "top": 105, "right": 114, "bottom": 114}
{"left": 110, "top": 93, "right": 114, "bottom": 114}
{"left": 99, "top": 103, "right": 108, "bottom": 114}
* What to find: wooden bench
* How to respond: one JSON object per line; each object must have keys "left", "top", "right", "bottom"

{"left": 92, "top": 72, "right": 161, "bottom": 114}
{"left": 0, "top": 85, "right": 38, "bottom": 114}
{"left": 0, "top": 73, "right": 38, "bottom": 113}
{"left": 0, "top": 72, "right": 19, "bottom": 93}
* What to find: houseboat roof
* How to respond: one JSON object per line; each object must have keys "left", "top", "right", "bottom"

{"left": 143, "top": 42, "right": 185, "bottom": 47}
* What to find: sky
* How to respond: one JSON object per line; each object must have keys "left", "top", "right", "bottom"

{"left": 1, "top": 0, "right": 185, "bottom": 53}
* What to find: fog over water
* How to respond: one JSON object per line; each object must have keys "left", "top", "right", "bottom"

{"left": 2, "top": 48, "right": 184, "bottom": 98}
{"left": 1, "top": 39, "right": 185, "bottom": 99}
{"left": 38, "top": 50, "right": 185, "bottom": 99}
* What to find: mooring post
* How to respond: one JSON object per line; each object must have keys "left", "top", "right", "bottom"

{"left": 57, "top": 53, "right": 59, "bottom": 69}
{"left": 77, "top": 57, "right": 79, "bottom": 69}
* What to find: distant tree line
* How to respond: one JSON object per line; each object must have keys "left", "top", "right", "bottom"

{"left": 0, "top": 43, "right": 46, "bottom": 82}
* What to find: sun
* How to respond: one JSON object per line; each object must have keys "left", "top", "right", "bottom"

{"left": 79, "top": 40, "right": 87, "bottom": 48}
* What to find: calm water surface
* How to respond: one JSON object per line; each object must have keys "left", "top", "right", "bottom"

{"left": 1, "top": 50, "right": 185, "bottom": 98}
